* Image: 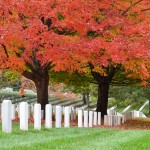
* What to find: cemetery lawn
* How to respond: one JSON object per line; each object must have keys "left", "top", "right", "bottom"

{"left": 0, "top": 123, "right": 150, "bottom": 150}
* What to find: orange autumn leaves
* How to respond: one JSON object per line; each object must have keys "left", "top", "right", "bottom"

{"left": 0, "top": 0, "right": 149, "bottom": 83}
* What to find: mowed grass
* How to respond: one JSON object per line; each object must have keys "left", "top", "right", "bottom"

{"left": 0, "top": 123, "right": 150, "bottom": 150}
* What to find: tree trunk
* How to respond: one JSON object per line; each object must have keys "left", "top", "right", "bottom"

{"left": 86, "top": 92, "right": 90, "bottom": 107}
{"left": 96, "top": 78, "right": 109, "bottom": 118}
{"left": 149, "top": 99, "right": 150, "bottom": 115}
{"left": 34, "top": 69, "right": 49, "bottom": 112}
{"left": 82, "top": 93, "right": 86, "bottom": 104}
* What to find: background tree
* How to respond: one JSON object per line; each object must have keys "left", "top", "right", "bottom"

{"left": 57, "top": 0, "right": 150, "bottom": 116}
{"left": 50, "top": 71, "right": 94, "bottom": 106}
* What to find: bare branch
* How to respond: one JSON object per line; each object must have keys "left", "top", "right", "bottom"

{"left": 141, "top": 8, "right": 150, "bottom": 12}
{"left": 0, "top": 43, "right": 9, "bottom": 58}
{"left": 14, "top": 51, "right": 35, "bottom": 72}
{"left": 22, "top": 70, "right": 34, "bottom": 81}
{"left": 122, "top": 0, "right": 143, "bottom": 15}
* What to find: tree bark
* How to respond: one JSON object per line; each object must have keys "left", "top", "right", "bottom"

{"left": 82, "top": 92, "right": 86, "bottom": 104}
{"left": 85, "top": 92, "right": 90, "bottom": 107}
{"left": 149, "top": 99, "right": 150, "bottom": 115}
{"left": 34, "top": 69, "right": 49, "bottom": 112}
{"left": 96, "top": 77, "right": 109, "bottom": 118}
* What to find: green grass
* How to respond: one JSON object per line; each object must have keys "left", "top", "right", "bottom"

{"left": 0, "top": 123, "right": 150, "bottom": 150}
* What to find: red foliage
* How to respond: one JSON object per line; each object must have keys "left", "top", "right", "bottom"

{"left": 0, "top": 0, "right": 149, "bottom": 82}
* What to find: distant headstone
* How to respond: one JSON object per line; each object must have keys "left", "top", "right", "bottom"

{"left": 93, "top": 112, "right": 97, "bottom": 126}
{"left": 89, "top": 111, "right": 93, "bottom": 127}
{"left": 122, "top": 115, "right": 125, "bottom": 124}
{"left": 78, "top": 109, "right": 82, "bottom": 127}
{"left": 64, "top": 106, "right": 70, "bottom": 128}
{"left": 107, "top": 115, "right": 112, "bottom": 126}
{"left": 2, "top": 100, "right": 12, "bottom": 133}
{"left": 84, "top": 111, "right": 88, "bottom": 128}
{"left": 117, "top": 116, "right": 121, "bottom": 126}
{"left": 104, "top": 115, "right": 108, "bottom": 126}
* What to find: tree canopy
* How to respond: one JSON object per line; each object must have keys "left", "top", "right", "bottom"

{"left": 0, "top": 0, "right": 149, "bottom": 114}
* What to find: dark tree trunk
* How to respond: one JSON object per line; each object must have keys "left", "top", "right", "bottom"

{"left": 96, "top": 77, "right": 109, "bottom": 118}
{"left": 82, "top": 93, "right": 86, "bottom": 104}
{"left": 149, "top": 99, "right": 150, "bottom": 115}
{"left": 86, "top": 92, "right": 90, "bottom": 107}
{"left": 34, "top": 69, "right": 49, "bottom": 112}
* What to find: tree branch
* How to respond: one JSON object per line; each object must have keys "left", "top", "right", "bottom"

{"left": 22, "top": 70, "right": 34, "bottom": 81}
{"left": 0, "top": 43, "right": 9, "bottom": 58}
{"left": 141, "top": 8, "right": 150, "bottom": 12}
{"left": 122, "top": 0, "right": 143, "bottom": 15}
{"left": 14, "top": 51, "right": 35, "bottom": 72}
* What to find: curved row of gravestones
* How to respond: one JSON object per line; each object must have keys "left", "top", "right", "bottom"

{"left": 1, "top": 100, "right": 147, "bottom": 133}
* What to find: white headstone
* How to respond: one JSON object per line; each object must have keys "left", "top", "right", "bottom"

{"left": 89, "top": 111, "right": 93, "bottom": 127}
{"left": 84, "top": 111, "right": 88, "bottom": 128}
{"left": 12, "top": 104, "right": 16, "bottom": 120}
{"left": 122, "top": 115, "right": 125, "bottom": 124}
{"left": 64, "top": 106, "right": 70, "bottom": 128}
{"left": 2, "top": 100, "right": 12, "bottom": 133}
{"left": 114, "top": 115, "right": 118, "bottom": 126}
{"left": 93, "top": 112, "right": 97, "bottom": 126}
{"left": 20, "top": 102, "right": 28, "bottom": 131}
{"left": 55, "top": 106, "right": 62, "bottom": 128}
{"left": 108, "top": 115, "right": 112, "bottom": 126}
{"left": 45, "top": 104, "right": 52, "bottom": 128}
{"left": 70, "top": 110, "right": 74, "bottom": 121}
{"left": 117, "top": 116, "right": 121, "bottom": 126}
{"left": 34, "top": 104, "right": 41, "bottom": 130}
{"left": 104, "top": 115, "right": 108, "bottom": 126}
{"left": 78, "top": 109, "right": 82, "bottom": 128}
{"left": 98, "top": 112, "right": 101, "bottom": 125}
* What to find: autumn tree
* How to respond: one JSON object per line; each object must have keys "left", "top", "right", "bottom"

{"left": 75, "top": 0, "right": 150, "bottom": 116}
{"left": 53, "top": 0, "right": 150, "bottom": 116}
{"left": 0, "top": 0, "right": 80, "bottom": 111}
{"left": 0, "top": 0, "right": 149, "bottom": 116}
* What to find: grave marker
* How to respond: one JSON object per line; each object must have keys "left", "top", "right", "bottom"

{"left": 55, "top": 106, "right": 62, "bottom": 128}
{"left": 20, "top": 102, "right": 28, "bottom": 131}
{"left": 78, "top": 109, "right": 82, "bottom": 127}
{"left": 45, "top": 104, "right": 52, "bottom": 128}
{"left": 2, "top": 100, "right": 12, "bottom": 133}
{"left": 34, "top": 104, "right": 41, "bottom": 130}
{"left": 64, "top": 106, "right": 70, "bottom": 128}
{"left": 89, "top": 111, "right": 93, "bottom": 127}
{"left": 84, "top": 111, "right": 88, "bottom": 128}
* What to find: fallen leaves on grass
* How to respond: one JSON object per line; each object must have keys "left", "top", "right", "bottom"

{"left": 10, "top": 117, "right": 150, "bottom": 130}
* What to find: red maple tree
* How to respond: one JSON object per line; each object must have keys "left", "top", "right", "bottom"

{"left": 0, "top": 0, "right": 149, "bottom": 116}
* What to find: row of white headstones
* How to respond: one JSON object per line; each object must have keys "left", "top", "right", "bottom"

{"left": 1, "top": 100, "right": 146, "bottom": 133}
